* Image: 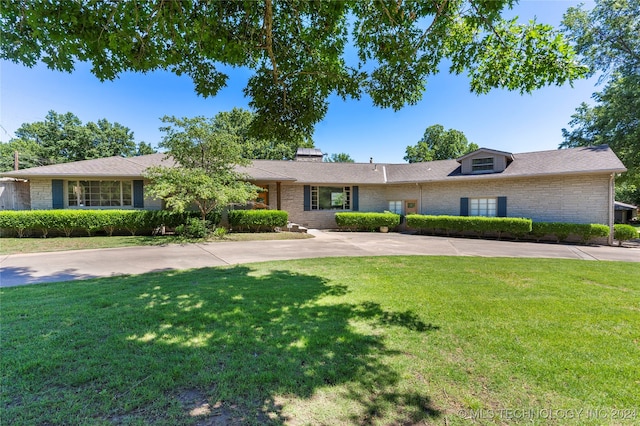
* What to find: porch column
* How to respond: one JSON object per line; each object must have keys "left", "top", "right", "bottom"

{"left": 276, "top": 181, "right": 281, "bottom": 210}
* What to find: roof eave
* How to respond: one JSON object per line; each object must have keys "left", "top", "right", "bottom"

{"left": 0, "top": 173, "right": 147, "bottom": 179}
{"left": 397, "top": 168, "right": 627, "bottom": 184}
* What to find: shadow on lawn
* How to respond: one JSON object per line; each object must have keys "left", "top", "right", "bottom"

{"left": 3, "top": 265, "right": 441, "bottom": 424}
{"left": 0, "top": 265, "right": 99, "bottom": 287}
{"left": 127, "top": 266, "right": 442, "bottom": 424}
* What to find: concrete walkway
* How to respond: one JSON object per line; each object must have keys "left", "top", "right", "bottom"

{"left": 1, "top": 230, "right": 638, "bottom": 287}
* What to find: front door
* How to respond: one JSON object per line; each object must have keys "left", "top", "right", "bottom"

{"left": 405, "top": 199, "right": 418, "bottom": 215}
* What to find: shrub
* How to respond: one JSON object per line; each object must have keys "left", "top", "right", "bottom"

{"left": 121, "top": 211, "right": 148, "bottom": 236}
{"left": 335, "top": 212, "right": 401, "bottom": 231}
{"left": 212, "top": 226, "right": 228, "bottom": 239}
{"left": 228, "top": 210, "right": 288, "bottom": 232}
{"left": 0, "top": 209, "right": 193, "bottom": 238}
{"left": 614, "top": 224, "right": 638, "bottom": 246}
{"left": 0, "top": 210, "right": 35, "bottom": 237}
{"left": 175, "top": 217, "right": 210, "bottom": 238}
{"left": 580, "top": 224, "right": 610, "bottom": 243}
{"left": 531, "top": 222, "right": 610, "bottom": 243}
{"left": 406, "top": 215, "right": 531, "bottom": 238}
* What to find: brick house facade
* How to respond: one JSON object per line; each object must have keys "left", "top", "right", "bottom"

{"left": 2, "top": 145, "right": 626, "bottom": 233}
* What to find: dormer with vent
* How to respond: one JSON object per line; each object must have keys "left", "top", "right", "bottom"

{"left": 457, "top": 148, "right": 514, "bottom": 174}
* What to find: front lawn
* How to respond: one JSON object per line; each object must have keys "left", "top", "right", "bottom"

{"left": 2, "top": 257, "right": 638, "bottom": 425}
{"left": 0, "top": 232, "right": 313, "bottom": 255}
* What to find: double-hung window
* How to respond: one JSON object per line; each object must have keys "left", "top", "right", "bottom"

{"left": 67, "top": 180, "right": 133, "bottom": 207}
{"left": 310, "top": 186, "right": 351, "bottom": 210}
{"left": 388, "top": 201, "right": 402, "bottom": 214}
{"left": 470, "top": 198, "right": 497, "bottom": 217}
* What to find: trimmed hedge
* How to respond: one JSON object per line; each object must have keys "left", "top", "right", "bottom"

{"left": 406, "top": 215, "right": 610, "bottom": 243}
{"left": 613, "top": 224, "right": 638, "bottom": 245}
{"left": 406, "top": 215, "right": 532, "bottom": 238}
{"left": 335, "top": 212, "right": 401, "bottom": 231}
{"left": 0, "top": 210, "right": 221, "bottom": 237}
{"left": 531, "top": 222, "right": 609, "bottom": 243}
{"left": 228, "top": 209, "right": 288, "bottom": 232}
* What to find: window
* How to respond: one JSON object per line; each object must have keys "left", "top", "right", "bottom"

{"left": 470, "top": 198, "right": 497, "bottom": 217}
{"left": 471, "top": 157, "right": 494, "bottom": 172}
{"left": 68, "top": 180, "right": 132, "bottom": 207}
{"left": 388, "top": 200, "right": 402, "bottom": 214}
{"left": 311, "top": 186, "right": 351, "bottom": 210}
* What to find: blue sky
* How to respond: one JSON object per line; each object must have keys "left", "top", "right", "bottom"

{"left": 0, "top": 1, "right": 597, "bottom": 163}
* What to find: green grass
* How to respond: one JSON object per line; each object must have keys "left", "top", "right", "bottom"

{"left": 2, "top": 257, "right": 639, "bottom": 425}
{"left": 0, "top": 232, "right": 313, "bottom": 255}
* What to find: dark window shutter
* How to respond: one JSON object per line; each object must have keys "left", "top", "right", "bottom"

{"left": 497, "top": 196, "right": 507, "bottom": 217}
{"left": 460, "top": 197, "right": 469, "bottom": 216}
{"left": 352, "top": 186, "right": 359, "bottom": 211}
{"left": 52, "top": 180, "right": 64, "bottom": 209}
{"left": 133, "top": 180, "right": 144, "bottom": 208}
{"left": 303, "top": 185, "right": 311, "bottom": 211}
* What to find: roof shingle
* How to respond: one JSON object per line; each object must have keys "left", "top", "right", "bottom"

{"left": 2, "top": 145, "right": 626, "bottom": 183}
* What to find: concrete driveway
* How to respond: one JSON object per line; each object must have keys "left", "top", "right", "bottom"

{"left": 1, "top": 230, "right": 638, "bottom": 287}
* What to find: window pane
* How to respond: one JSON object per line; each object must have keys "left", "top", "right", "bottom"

{"left": 122, "top": 182, "right": 132, "bottom": 206}
{"left": 68, "top": 181, "right": 77, "bottom": 206}
{"left": 321, "top": 187, "right": 343, "bottom": 209}
{"left": 470, "top": 198, "right": 497, "bottom": 217}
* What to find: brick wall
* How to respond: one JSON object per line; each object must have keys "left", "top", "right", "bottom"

{"left": 273, "top": 174, "right": 611, "bottom": 229}
{"left": 421, "top": 174, "right": 611, "bottom": 224}
{"left": 28, "top": 178, "right": 163, "bottom": 210}
{"left": 29, "top": 178, "right": 53, "bottom": 209}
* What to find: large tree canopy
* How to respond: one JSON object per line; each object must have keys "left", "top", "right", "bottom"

{"left": 560, "top": 0, "right": 640, "bottom": 204}
{"left": 0, "top": 110, "right": 155, "bottom": 171}
{"left": 2, "top": 0, "right": 586, "bottom": 142}
{"left": 404, "top": 124, "right": 478, "bottom": 163}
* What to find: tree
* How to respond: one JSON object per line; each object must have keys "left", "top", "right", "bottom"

{"left": 1, "top": 1, "right": 587, "bottom": 143}
{"left": 212, "top": 108, "right": 313, "bottom": 160}
{"left": 144, "top": 116, "right": 261, "bottom": 221}
{"left": 560, "top": 0, "right": 640, "bottom": 205}
{"left": 0, "top": 138, "right": 42, "bottom": 171}
{"left": 136, "top": 141, "right": 157, "bottom": 156}
{"left": 2, "top": 110, "right": 156, "bottom": 170}
{"left": 14, "top": 111, "right": 89, "bottom": 164}
{"left": 404, "top": 125, "right": 478, "bottom": 163}
{"left": 324, "top": 153, "right": 355, "bottom": 163}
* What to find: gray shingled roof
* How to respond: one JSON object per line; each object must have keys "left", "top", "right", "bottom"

{"left": 3, "top": 153, "right": 173, "bottom": 178}
{"left": 387, "top": 145, "right": 626, "bottom": 183}
{"left": 2, "top": 145, "right": 626, "bottom": 183}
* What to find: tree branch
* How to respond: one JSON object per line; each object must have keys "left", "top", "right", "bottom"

{"left": 263, "top": 0, "right": 279, "bottom": 85}
{"left": 469, "top": 1, "right": 508, "bottom": 48}
{"left": 378, "top": 0, "right": 397, "bottom": 26}
{"left": 262, "top": 0, "right": 288, "bottom": 106}
{"left": 414, "top": 0, "right": 449, "bottom": 53}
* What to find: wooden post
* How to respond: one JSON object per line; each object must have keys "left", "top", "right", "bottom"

{"left": 276, "top": 181, "right": 281, "bottom": 210}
